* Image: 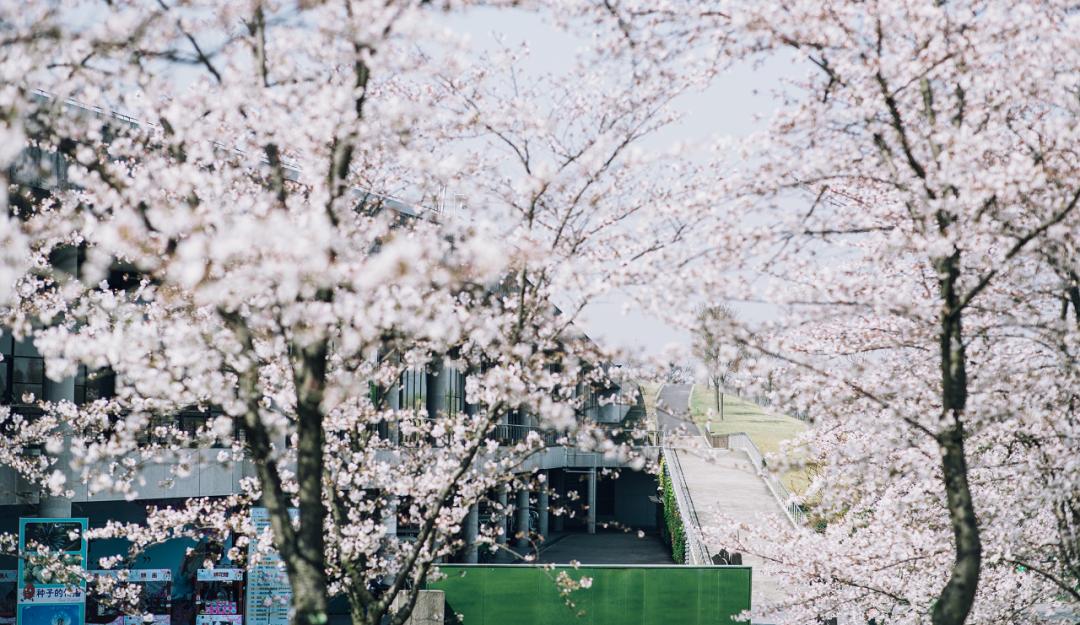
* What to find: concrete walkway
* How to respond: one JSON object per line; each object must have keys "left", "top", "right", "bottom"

{"left": 657, "top": 384, "right": 701, "bottom": 436}
{"left": 658, "top": 384, "right": 794, "bottom": 617}
{"left": 672, "top": 443, "right": 790, "bottom": 613}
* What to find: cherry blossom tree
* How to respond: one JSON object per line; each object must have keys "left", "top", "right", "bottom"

{"left": 0, "top": 3, "right": 703, "bottom": 625}
{"left": 692, "top": 303, "right": 744, "bottom": 421}
{"left": 583, "top": 2, "right": 1080, "bottom": 624}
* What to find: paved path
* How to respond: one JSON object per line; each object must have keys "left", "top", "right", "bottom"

{"left": 659, "top": 384, "right": 793, "bottom": 617}
{"left": 672, "top": 444, "right": 790, "bottom": 614}
{"left": 657, "top": 384, "right": 701, "bottom": 436}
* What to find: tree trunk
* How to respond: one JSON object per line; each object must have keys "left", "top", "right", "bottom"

{"left": 291, "top": 335, "right": 331, "bottom": 625}
{"left": 225, "top": 309, "right": 330, "bottom": 625}
{"left": 932, "top": 252, "right": 981, "bottom": 625}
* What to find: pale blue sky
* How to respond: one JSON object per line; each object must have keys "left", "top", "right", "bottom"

{"left": 448, "top": 8, "right": 796, "bottom": 358}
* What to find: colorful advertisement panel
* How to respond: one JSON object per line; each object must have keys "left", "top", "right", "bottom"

{"left": 87, "top": 570, "right": 172, "bottom": 625}
{"left": 194, "top": 570, "right": 243, "bottom": 625}
{"left": 17, "top": 518, "right": 89, "bottom": 625}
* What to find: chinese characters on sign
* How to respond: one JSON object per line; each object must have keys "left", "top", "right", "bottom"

{"left": 194, "top": 569, "right": 243, "bottom": 625}
{"left": 87, "top": 569, "right": 172, "bottom": 625}
{"left": 17, "top": 518, "right": 88, "bottom": 625}
{"left": 244, "top": 509, "right": 292, "bottom": 625}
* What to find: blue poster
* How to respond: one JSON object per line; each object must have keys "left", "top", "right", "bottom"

{"left": 17, "top": 603, "right": 80, "bottom": 625}
{"left": 243, "top": 509, "right": 292, "bottom": 625}
{"left": 17, "top": 518, "right": 88, "bottom": 625}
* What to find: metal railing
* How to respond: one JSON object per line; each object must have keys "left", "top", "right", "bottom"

{"left": 491, "top": 423, "right": 561, "bottom": 446}
{"left": 662, "top": 447, "right": 711, "bottom": 565}
{"left": 726, "top": 432, "right": 807, "bottom": 527}
{"left": 397, "top": 419, "right": 663, "bottom": 453}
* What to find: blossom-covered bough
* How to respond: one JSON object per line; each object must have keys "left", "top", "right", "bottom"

{"left": 582, "top": 2, "right": 1080, "bottom": 624}
{"left": 0, "top": 3, "right": 706, "bottom": 625}
{"left": 5, "top": 2, "right": 1078, "bottom": 625}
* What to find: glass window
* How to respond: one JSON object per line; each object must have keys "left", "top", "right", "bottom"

{"left": 74, "top": 366, "right": 115, "bottom": 404}
{"left": 11, "top": 339, "right": 43, "bottom": 404}
{"left": 398, "top": 369, "right": 426, "bottom": 412}
{"left": 0, "top": 330, "right": 11, "bottom": 404}
{"left": 74, "top": 365, "right": 87, "bottom": 404}
{"left": 444, "top": 368, "right": 465, "bottom": 416}
{"left": 179, "top": 407, "right": 226, "bottom": 438}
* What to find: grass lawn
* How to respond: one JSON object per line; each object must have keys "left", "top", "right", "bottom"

{"left": 689, "top": 385, "right": 811, "bottom": 494}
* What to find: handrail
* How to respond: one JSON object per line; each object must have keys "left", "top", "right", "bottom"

{"left": 397, "top": 418, "right": 664, "bottom": 452}
{"left": 726, "top": 432, "right": 807, "bottom": 527}
{"left": 661, "top": 446, "right": 711, "bottom": 565}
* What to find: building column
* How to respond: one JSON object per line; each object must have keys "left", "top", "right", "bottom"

{"left": 496, "top": 485, "right": 508, "bottom": 547}
{"left": 385, "top": 366, "right": 401, "bottom": 445}
{"left": 552, "top": 471, "right": 565, "bottom": 532}
{"left": 515, "top": 487, "right": 530, "bottom": 553}
{"left": 381, "top": 496, "right": 398, "bottom": 583}
{"left": 41, "top": 370, "right": 75, "bottom": 517}
{"left": 537, "top": 477, "right": 549, "bottom": 540}
{"left": 463, "top": 367, "right": 478, "bottom": 417}
{"left": 587, "top": 468, "right": 597, "bottom": 535}
{"left": 463, "top": 504, "right": 479, "bottom": 564}
{"left": 40, "top": 247, "right": 76, "bottom": 518}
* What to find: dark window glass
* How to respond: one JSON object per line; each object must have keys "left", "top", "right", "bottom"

{"left": 0, "top": 359, "right": 7, "bottom": 402}
{"left": 399, "top": 369, "right": 426, "bottom": 412}
{"left": 74, "top": 365, "right": 86, "bottom": 404}
{"left": 444, "top": 368, "right": 464, "bottom": 416}
{"left": 0, "top": 330, "right": 11, "bottom": 404}
{"left": 107, "top": 267, "right": 142, "bottom": 291}
{"left": 597, "top": 477, "right": 615, "bottom": 516}
{"left": 179, "top": 407, "right": 227, "bottom": 439}
{"left": 74, "top": 366, "right": 115, "bottom": 404}
{"left": 12, "top": 354, "right": 44, "bottom": 403}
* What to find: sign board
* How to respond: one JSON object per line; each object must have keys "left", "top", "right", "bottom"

{"left": 195, "top": 571, "right": 242, "bottom": 582}
{"left": 244, "top": 509, "right": 292, "bottom": 625}
{"left": 194, "top": 618, "right": 242, "bottom": 625}
{"left": 194, "top": 570, "right": 243, "bottom": 625}
{"left": 87, "top": 570, "right": 171, "bottom": 625}
{"left": 17, "top": 518, "right": 88, "bottom": 625}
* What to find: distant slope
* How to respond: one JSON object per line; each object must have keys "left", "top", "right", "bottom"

{"left": 689, "top": 386, "right": 810, "bottom": 493}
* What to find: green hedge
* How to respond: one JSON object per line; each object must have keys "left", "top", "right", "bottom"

{"left": 429, "top": 565, "right": 752, "bottom": 625}
{"left": 659, "top": 458, "right": 686, "bottom": 563}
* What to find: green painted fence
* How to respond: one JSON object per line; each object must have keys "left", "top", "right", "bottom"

{"left": 427, "top": 565, "right": 751, "bottom": 625}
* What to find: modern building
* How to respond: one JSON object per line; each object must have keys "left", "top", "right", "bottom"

{"left": 1, "top": 121, "right": 665, "bottom": 625}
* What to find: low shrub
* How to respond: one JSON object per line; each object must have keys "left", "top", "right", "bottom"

{"left": 659, "top": 458, "right": 686, "bottom": 563}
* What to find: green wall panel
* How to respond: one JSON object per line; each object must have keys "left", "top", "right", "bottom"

{"left": 428, "top": 565, "right": 751, "bottom": 625}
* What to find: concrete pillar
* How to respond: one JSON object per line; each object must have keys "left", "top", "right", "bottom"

{"left": 382, "top": 496, "right": 399, "bottom": 538}
{"left": 587, "top": 469, "right": 597, "bottom": 535}
{"left": 463, "top": 369, "right": 478, "bottom": 416}
{"left": 515, "top": 487, "right": 530, "bottom": 553}
{"left": 381, "top": 496, "right": 398, "bottom": 583}
{"left": 385, "top": 364, "right": 401, "bottom": 445}
{"left": 40, "top": 366, "right": 75, "bottom": 517}
{"left": 538, "top": 479, "right": 549, "bottom": 540}
{"left": 552, "top": 471, "right": 565, "bottom": 532}
{"left": 496, "top": 485, "right": 508, "bottom": 546}
{"left": 463, "top": 504, "right": 479, "bottom": 564}
{"left": 41, "top": 246, "right": 77, "bottom": 518}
